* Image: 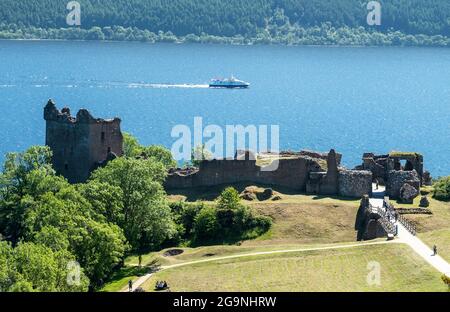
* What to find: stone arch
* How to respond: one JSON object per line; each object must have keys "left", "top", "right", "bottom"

{"left": 365, "top": 220, "right": 379, "bottom": 240}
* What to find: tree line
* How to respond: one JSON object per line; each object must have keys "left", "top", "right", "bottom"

{"left": 0, "top": 0, "right": 450, "bottom": 45}
{"left": 0, "top": 134, "right": 271, "bottom": 292}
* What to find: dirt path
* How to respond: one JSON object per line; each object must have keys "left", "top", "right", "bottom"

{"left": 121, "top": 240, "right": 395, "bottom": 292}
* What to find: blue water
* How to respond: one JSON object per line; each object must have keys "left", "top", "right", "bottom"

{"left": 0, "top": 40, "right": 449, "bottom": 176}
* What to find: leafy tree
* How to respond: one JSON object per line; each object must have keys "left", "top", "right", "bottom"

{"left": 217, "top": 187, "right": 241, "bottom": 210}
{"left": 90, "top": 157, "right": 176, "bottom": 250}
{"left": 142, "top": 145, "right": 177, "bottom": 169}
{"left": 0, "top": 241, "right": 89, "bottom": 292}
{"left": 170, "top": 201, "right": 205, "bottom": 238}
{"left": 1, "top": 146, "right": 53, "bottom": 196}
{"left": 123, "top": 133, "right": 177, "bottom": 169}
{"left": 433, "top": 176, "right": 450, "bottom": 201}
{"left": 123, "top": 132, "right": 143, "bottom": 158}
{"left": 193, "top": 206, "right": 219, "bottom": 240}
{"left": 78, "top": 180, "right": 124, "bottom": 225}
{"left": 23, "top": 190, "right": 127, "bottom": 285}
{"left": 33, "top": 226, "right": 70, "bottom": 252}
{"left": 0, "top": 146, "right": 55, "bottom": 244}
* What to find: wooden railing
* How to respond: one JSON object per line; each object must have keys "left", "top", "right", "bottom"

{"left": 397, "top": 214, "right": 417, "bottom": 236}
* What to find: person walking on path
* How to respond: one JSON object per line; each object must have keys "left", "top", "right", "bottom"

{"left": 138, "top": 255, "right": 142, "bottom": 267}
{"left": 128, "top": 280, "right": 133, "bottom": 292}
{"left": 433, "top": 245, "right": 438, "bottom": 256}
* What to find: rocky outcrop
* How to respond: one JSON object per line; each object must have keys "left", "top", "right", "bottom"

{"left": 399, "top": 183, "right": 420, "bottom": 204}
{"left": 419, "top": 196, "right": 430, "bottom": 208}
{"left": 240, "top": 186, "right": 277, "bottom": 201}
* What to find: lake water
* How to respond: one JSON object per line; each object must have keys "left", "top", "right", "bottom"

{"left": 0, "top": 40, "right": 449, "bottom": 176}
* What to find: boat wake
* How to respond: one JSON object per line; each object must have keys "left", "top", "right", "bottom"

{"left": 125, "top": 83, "right": 209, "bottom": 89}
{"left": 0, "top": 80, "right": 210, "bottom": 89}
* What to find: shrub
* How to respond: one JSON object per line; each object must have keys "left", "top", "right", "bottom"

{"left": 252, "top": 215, "right": 273, "bottom": 232}
{"left": 193, "top": 206, "right": 219, "bottom": 240}
{"left": 433, "top": 177, "right": 450, "bottom": 201}
{"left": 217, "top": 187, "right": 241, "bottom": 210}
{"left": 170, "top": 202, "right": 205, "bottom": 237}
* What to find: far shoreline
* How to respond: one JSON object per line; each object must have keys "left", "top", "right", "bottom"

{"left": 1, "top": 38, "right": 449, "bottom": 50}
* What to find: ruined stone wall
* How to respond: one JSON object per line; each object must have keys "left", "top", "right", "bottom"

{"left": 298, "top": 150, "right": 342, "bottom": 165}
{"left": 165, "top": 148, "right": 377, "bottom": 198}
{"left": 386, "top": 170, "right": 420, "bottom": 199}
{"left": 166, "top": 156, "right": 323, "bottom": 192}
{"left": 362, "top": 156, "right": 387, "bottom": 183}
{"left": 338, "top": 170, "right": 372, "bottom": 198}
{"left": 387, "top": 155, "right": 423, "bottom": 182}
{"left": 44, "top": 100, "right": 123, "bottom": 183}
{"left": 318, "top": 149, "right": 339, "bottom": 195}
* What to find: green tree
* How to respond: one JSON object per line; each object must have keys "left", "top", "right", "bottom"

{"left": 217, "top": 187, "right": 241, "bottom": 210}
{"left": 142, "top": 145, "right": 177, "bottom": 169}
{"left": 193, "top": 206, "right": 219, "bottom": 240}
{"left": 23, "top": 189, "right": 127, "bottom": 285}
{"left": 33, "top": 226, "right": 70, "bottom": 252}
{"left": 1, "top": 146, "right": 53, "bottom": 196}
{"left": 0, "top": 241, "right": 89, "bottom": 292}
{"left": 78, "top": 180, "right": 124, "bottom": 225}
{"left": 90, "top": 157, "right": 176, "bottom": 250}
{"left": 433, "top": 176, "right": 450, "bottom": 201}
{"left": 123, "top": 132, "right": 143, "bottom": 158}
{"left": 0, "top": 146, "right": 55, "bottom": 244}
{"left": 123, "top": 133, "right": 176, "bottom": 169}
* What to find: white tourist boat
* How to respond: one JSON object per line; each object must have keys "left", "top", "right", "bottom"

{"left": 209, "top": 76, "right": 250, "bottom": 88}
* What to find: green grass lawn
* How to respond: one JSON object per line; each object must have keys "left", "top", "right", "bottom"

{"left": 420, "top": 229, "right": 450, "bottom": 264}
{"left": 142, "top": 244, "right": 445, "bottom": 292}
{"left": 246, "top": 194, "right": 360, "bottom": 245}
{"left": 101, "top": 187, "right": 450, "bottom": 292}
{"left": 397, "top": 196, "right": 450, "bottom": 262}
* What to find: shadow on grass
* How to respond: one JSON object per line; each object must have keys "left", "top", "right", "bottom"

{"left": 168, "top": 182, "right": 308, "bottom": 202}
{"left": 311, "top": 195, "right": 359, "bottom": 202}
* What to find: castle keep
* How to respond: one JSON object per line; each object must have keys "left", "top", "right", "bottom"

{"left": 44, "top": 100, "right": 123, "bottom": 183}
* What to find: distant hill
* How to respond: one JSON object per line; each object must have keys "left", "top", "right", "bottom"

{"left": 1, "top": 0, "right": 450, "bottom": 46}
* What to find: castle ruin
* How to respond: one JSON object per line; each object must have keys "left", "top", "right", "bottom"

{"left": 44, "top": 100, "right": 123, "bottom": 183}
{"left": 43, "top": 102, "right": 427, "bottom": 203}
{"left": 165, "top": 149, "right": 373, "bottom": 198}
{"left": 355, "top": 152, "right": 427, "bottom": 202}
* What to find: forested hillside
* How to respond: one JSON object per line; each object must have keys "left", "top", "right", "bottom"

{"left": 1, "top": 0, "right": 450, "bottom": 45}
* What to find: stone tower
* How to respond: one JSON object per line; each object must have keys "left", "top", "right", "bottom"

{"left": 44, "top": 99, "right": 123, "bottom": 183}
